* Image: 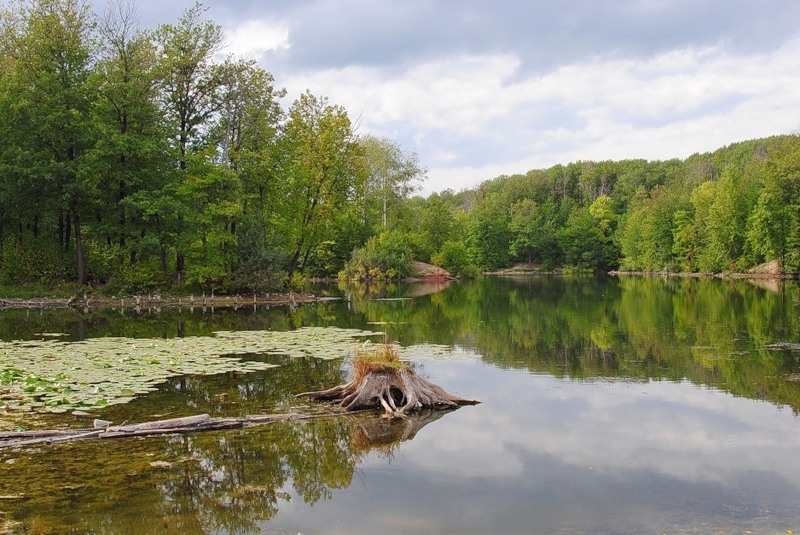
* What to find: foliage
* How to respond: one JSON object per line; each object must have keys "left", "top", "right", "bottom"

{"left": 359, "top": 134, "right": 425, "bottom": 230}
{"left": 339, "top": 231, "right": 412, "bottom": 281}
{"left": 431, "top": 240, "right": 478, "bottom": 278}
{"left": 352, "top": 343, "right": 407, "bottom": 380}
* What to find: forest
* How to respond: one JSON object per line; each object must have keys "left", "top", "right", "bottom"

{"left": 1, "top": 0, "right": 800, "bottom": 296}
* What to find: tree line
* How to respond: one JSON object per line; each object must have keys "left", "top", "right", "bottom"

{"left": 0, "top": 0, "right": 424, "bottom": 293}
{"left": 2, "top": 1, "right": 799, "bottom": 296}
{"left": 445, "top": 134, "right": 800, "bottom": 276}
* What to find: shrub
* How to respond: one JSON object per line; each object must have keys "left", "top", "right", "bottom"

{"left": 340, "top": 231, "right": 412, "bottom": 281}
{"left": 431, "top": 240, "right": 478, "bottom": 278}
{"left": 0, "top": 239, "right": 67, "bottom": 285}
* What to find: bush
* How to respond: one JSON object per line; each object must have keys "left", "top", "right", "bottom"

{"left": 228, "top": 214, "right": 290, "bottom": 293}
{"left": 431, "top": 240, "right": 478, "bottom": 278}
{"left": 0, "top": 239, "right": 67, "bottom": 285}
{"left": 340, "top": 231, "right": 412, "bottom": 281}
{"left": 104, "top": 258, "right": 168, "bottom": 294}
{"left": 83, "top": 240, "right": 125, "bottom": 284}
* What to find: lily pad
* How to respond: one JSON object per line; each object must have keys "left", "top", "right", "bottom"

{"left": 0, "top": 327, "right": 380, "bottom": 413}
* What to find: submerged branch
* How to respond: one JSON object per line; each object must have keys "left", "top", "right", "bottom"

{"left": 0, "top": 412, "right": 338, "bottom": 450}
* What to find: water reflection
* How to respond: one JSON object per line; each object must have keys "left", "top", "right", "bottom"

{"left": 269, "top": 362, "right": 800, "bottom": 535}
{"left": 0, "top": 407, "right": 453, "bottom": 534}
{"left": 2, "top": 276, "right": 800, "bottom": 533}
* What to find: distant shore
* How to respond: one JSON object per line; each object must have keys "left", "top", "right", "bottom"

{"left": 486, "top": 260, "right": 798, "bottom": 281}
{"left": 608, "top": 271, "right": 799, "bottom": 280}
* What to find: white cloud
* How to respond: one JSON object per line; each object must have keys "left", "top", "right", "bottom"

{"left": 222, "top": 19, "right": 290, "bottom": 61}
{"left": 276, "top": 32, "right": 800, "bottom": 195}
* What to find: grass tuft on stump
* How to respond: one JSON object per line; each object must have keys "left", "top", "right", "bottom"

{"left": 352, "top": 343, "right": 406, "bottom": 380}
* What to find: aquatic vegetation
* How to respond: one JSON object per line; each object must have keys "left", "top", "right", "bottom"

{"left": 0, "top": 327, "right": 380, "bottom": 413}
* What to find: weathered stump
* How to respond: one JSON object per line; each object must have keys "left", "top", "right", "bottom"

{"left": 296, "top": 345, "right": 479, "bottom": 417}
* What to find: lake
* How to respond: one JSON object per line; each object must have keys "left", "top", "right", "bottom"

{"left": 1, "top": 275, "right": 800, "bottom": 534}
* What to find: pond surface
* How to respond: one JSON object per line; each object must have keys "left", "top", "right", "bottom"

{"left": 2, "top": 275, "right": 800, "bottom": 534}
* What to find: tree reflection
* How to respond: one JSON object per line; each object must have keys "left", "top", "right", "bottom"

{"left": 0, "top": 405, "right": 452, "bottom": 533}
{"left": 342, "top": 275, "right": 800, "bottom": 413}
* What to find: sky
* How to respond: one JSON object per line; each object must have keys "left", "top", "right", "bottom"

{"left": 99, "top": 0, "right": 800, "bottom": 195}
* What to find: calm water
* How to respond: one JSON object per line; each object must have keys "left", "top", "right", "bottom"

{"left": 2, "top": 275, "right": 800, "bottom": 534}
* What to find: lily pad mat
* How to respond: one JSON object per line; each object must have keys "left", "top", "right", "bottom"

{"left": 0, "top": 327, "right": 380, "bottom": 413}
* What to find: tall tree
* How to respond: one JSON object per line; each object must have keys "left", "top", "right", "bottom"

{"left": 282, "top": 91, "right": 365, "bottom": 277}
{"left": 466, "top": 189, "right": 512, "bottom": 270}
{"left": 211, "top": 57, "right": 284, "bottom": 180}
{"left": 208, "top": 57, "right": 287, "bottom": 287}
{"left": 0, "top": 0, "right": 98, "bottom": 284}
{"left": 153, "top": 1, "right": 222, "bottom": 168}
{"left": 746, "top": 137, "right": 800, "bottom": 272}
{"left": 91, "top": 0, "right": 168, "bottom": 267}
{"left": 508, "top": 198, "right": 540, "bottom": 264}
{"left": 152, "top": 1, "right": 224, "bottom": 276}
{"left": 360, "top": 135, "right": 425, "bottom": 229}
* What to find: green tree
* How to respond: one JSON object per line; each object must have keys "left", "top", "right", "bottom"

{"left": 176, "top": 150, "right": 241, "bottom": 289}
{"left": 153, "top": 1, "right": 224, "bottom": 276}
{"left": 153, "top": 1, "right": 222, "bottom": 169}
{"left": 339, "top": 229, "right": 412, "bottom": 280}
{"left": 466, "top": 190, "right": 511, "bottom": 270}
{"left": 360, "top": 135, "right": 425, "bottom": 229}
{"left": 508, "top": 198, "right": 540, "bottom": 264}
{"left": 208, "top": 58, "right": 286, "bottom": 286}
{"left": 89, "top": 0, "right": 169, "bottom": 278}
{"left": 671, "top": 209, "right": 698, "bottom": 272}
{"left": 688, "top": 180, "right": 717, "bottom": 272}
{"left": 210, "top": 57, "right": 284, "bottom": 200}
{"left": 416, "top": 192, "right": 456, "bottom": 262}
{"left": 431, "top": 240, "right": 476, "bottom": 277}
{"left": 0, "top": 0, "right": 99, "bottom": 284}
{"left": 282, "top": 91, "right": 365, "bottom": 277}
{"left": 619, "top": 185, "right": 685, "bottom": 271}
{"left": 704, "top": 167, "right": 758, "bottom": 271}
{"left": 588, "top": 194, "right": 620, "bottom": 269}
{"left": 557, "top": 207, "right": 604, "bottom": 270}
{"left": 746, "top": 137, "right": 800, "bottom": 272}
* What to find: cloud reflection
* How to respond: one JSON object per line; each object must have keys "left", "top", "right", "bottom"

{"left": 405, "top": 363, "right": 800, "bottom": 487}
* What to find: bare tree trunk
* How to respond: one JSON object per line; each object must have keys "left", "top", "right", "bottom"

{"left": 72, "top": 202, "right": 86, "bottom": 285}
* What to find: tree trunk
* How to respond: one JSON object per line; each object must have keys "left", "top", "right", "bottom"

{"left": 72, "top": 203, "right": 86, "bottom": 285}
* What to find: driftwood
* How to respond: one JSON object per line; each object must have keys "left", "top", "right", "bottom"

{"left": 0, "top": 413, "right": 311, "bottom": 449}
{"left": 296, "top": 363, "right": 479, "bottom": 417}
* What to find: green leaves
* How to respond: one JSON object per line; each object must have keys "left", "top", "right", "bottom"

{"left": 0, "top": 327, "right": 380, "bottom": 413}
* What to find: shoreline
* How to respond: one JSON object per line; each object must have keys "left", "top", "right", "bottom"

{"left": 0, "top": 292, "right": 332, "bottom": 312}
{"left": 1, "top": 268, "right": 796, "bottom": 311}
{"left": 608, "top": 270, "right": 799, "bottom": 280}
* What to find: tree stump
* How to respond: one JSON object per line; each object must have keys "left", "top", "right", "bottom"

{"left": 296, "top": 344, "right": 479, "bottom": 417}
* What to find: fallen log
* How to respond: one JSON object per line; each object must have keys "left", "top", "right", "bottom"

{"left": 0, "top": 412, "right": 320, "bottom": 449}
{"left": 296, "top": 343, "right": 479, "bottom": 416}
